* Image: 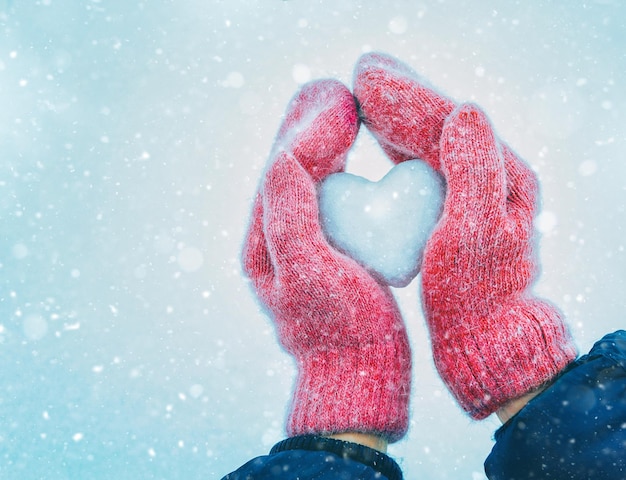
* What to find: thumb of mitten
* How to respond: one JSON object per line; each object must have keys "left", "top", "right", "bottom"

{"left": 439, "top": 103, "right": 507, "bottom": 226}
{"left": 263, "top": 152, "right": 327, "bottom": 281}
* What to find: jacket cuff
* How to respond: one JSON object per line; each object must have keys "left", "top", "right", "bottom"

{"left": 270, "top": 435, "right": 403, "bottom": 480}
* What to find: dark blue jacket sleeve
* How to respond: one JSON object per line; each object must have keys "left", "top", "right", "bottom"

{"left": 485, "top": 330, "right": 626, "bottom": 480}
{"left": 221, "top": 435, "right": 403, "bottom": 480}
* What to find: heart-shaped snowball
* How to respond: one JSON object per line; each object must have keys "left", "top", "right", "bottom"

{"left": 318, "top": 160, "right": 445, "bottom": 287}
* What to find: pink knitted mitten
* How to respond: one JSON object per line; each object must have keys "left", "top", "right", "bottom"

{"left": 353, "top": 51, "right": 455, "bottom": 171}
{"left": 242, "top": 79, "right": 411, "bottom": 441}
{"left": 354, "top": 53, "right": 577, "bottom": 419}
{"left": 424, "top": 104, "right": 577, "bottom": 418}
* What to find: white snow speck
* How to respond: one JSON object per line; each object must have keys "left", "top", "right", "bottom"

{"left": 535, "top": 211, "right": 557, "bottom": 234}
{"left": 292, "top": 64, "right": 311, "bottom": 84}
{"left": 177, "top": 246, "right": 204, "bottom": 272}
{"left": 23, "top": 315, "right": 48, "bottom": 341}
{"left": 578, "top": 160, "right": 597, "bottom": 176}
{"left": 134, "top": 265, "right": 147, "bottom": 279}
{"left": 12, "top": 243, "right": 29, "bottom": 259}
{"left": 189, "top": 384, "right": 204, "bottom": 398}
{"left": 225, "top": 71, "right": 244, "bottom": 88}
{"left": 388, "top": 16, "right": 408, "bottom": 34}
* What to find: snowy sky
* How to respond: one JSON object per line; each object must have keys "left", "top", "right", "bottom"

{"left": 1, "top": 1, "right": 624, "bottom": 479}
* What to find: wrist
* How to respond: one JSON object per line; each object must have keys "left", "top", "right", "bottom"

{"left": 326, "top": 432, "right": 388, "bottom": 453}
{"left": 496, "top": 386, "right": 546, "bottom": 424}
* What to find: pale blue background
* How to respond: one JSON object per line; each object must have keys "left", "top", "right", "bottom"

{"left": 1, "top": 1, "right": 624, "bottom": 479}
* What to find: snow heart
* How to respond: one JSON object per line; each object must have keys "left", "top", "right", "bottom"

{"left": 318, "top": 160, "right": 445, "bottom": 288}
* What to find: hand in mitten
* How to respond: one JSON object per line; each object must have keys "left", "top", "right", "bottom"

{"left": 354, "top": 53, "right": 577, "bottom": 419}
{"left": 242, "top": 79, "right": 411, "bottom": 441}
{"left": 422, "top": 103, "right": 577, "bottom": 418}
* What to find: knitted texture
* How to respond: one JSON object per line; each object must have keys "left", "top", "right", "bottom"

{"left": 242, "top": 79, "right": 411, "bottom": 441}
{"left": 354, "top": 52, "right": 578, "bottom": 419}
{"left": 353, "top": 51, "right": 455, "bottom": 171}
